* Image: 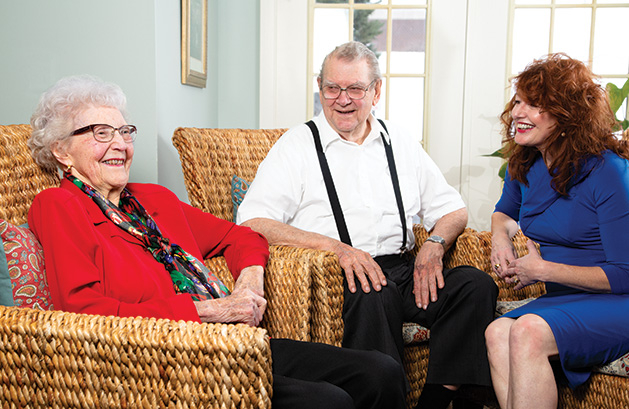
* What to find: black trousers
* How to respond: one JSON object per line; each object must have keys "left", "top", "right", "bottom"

{"left": 342, "top": 254, "right": 498, "bottom": 387}
{"left": 271, "top": 338, "right": 406, "bottom": 409}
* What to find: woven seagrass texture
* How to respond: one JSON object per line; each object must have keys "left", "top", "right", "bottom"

{"left": 403, "top": 343, "right": 430, "bottom": 409}
{"left": 0, "top": 306, "right": 272, "bottom": 408}
{"left": 173, "top": 127, "right": 344, "bottom": 346}
{"left": 0, "top": 124, "right": 60, "bottom": 225}
{"left": 172, "top": 127, "right": 287, "bottom": 222}
{"left": 204, "top": 245, "right": 343, "bottom": 344}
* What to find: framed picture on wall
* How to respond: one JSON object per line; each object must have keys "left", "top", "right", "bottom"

{"left": 181, "top": 0, "right": 207, "bottom": 88}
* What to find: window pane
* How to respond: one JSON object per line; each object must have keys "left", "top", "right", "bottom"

{"left": 593, "top": 8, "right": 629, "bottom": 74}
{"left": 553, "top": 8, "right": 591, "bottom": 62}
{"left": 373, "top": 77, "right": 387, "bottom": 119}
{"left": 313, "top": 8, "right": 350, "bottom": 72}
{"left": 512, "top": 8, "right": 550, "bottom": 74}
{"left": 393, "top": 0, "right": 426, "bottom": 5}
{"left": 359, "top": 9, "right": 388, "bottom": 74}
{"left": 389, "top": 9, "right": 426, "bottom": 74}
{"left": 316, "top": 0, "right": 348, "bottom": 3}
{"left": 555, "top": 0, "right": 591, "bottom": 4}
{"left": 515, "top": 0, "right": 550, "bottom": 4}
{"left": 388, "top": 77, "right": 424, "bottom": 141}
{"left": 353, "top": 8, "right": 386, "bottom": 57}
{"left": 598, "top": 0, "right": 629, "bottom": 3}
{"left": 313, "top": 76, "right": 323, "bottom": 117}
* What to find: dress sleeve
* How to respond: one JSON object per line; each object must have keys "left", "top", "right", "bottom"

{"left": 28, "top": 189, "right": 200, "bottom": 321}
{"left": 593, "top": 157, "right": 629, "bottom": 294}
{"left": 182, "top": 202, "right": 269, "bottom": 280}
{"left": 494, "top": 167, "right": 522, "bottom": 221}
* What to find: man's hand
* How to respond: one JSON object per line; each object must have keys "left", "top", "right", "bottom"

{"left": 413, "top": 242, "right": 445, "bottom": 309}
{"left": 331, "top": 241, "right": 387, "bottom": 293}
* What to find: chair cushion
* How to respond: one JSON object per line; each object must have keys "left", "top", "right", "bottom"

{"left": 403, "top": 322, "right": 430, "bottom": 344}
{"left": 595, "top": 353, "right": 629, "bottom": 377}
{"left": 231, "top": 175, "right": 250, "bottom": 222}
{"left": 0, "top": 219, "right": 53, "bottom": 310}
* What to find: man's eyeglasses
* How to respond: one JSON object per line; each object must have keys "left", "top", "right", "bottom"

{"left": 320, "top": 79, "right": 377, "bottom": 100}
{"left": 71, "top": 124, "right": 137, "bottom": 143}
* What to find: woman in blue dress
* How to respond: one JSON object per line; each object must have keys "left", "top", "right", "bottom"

{"left": 486, "top": 53, "right": 629, "bottom": 409}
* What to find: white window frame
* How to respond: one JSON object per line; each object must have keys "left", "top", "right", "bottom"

{"left": 306, "top": 0, "right": 431, "bottom": 146}
{"left": 507, "top": 0, "right": 629, "bottom": 119}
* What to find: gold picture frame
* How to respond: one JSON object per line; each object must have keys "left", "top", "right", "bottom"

{"left": 181, "top": 0, "right": 207, "bottom": 88}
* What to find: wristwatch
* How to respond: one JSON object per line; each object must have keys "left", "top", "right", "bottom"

{"left": 425, "top": 235, "right": 446, "bottom": 247}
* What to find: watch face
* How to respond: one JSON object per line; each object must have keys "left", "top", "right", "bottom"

{"left": 427, "top": 235, "right": 445, "bottom": 245}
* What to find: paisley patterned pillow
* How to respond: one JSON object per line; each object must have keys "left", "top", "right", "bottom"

{"left": 0, "top": 220, "right": 53, "bottom": 310}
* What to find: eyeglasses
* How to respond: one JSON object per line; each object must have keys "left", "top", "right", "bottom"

{"left": 320, "top": 79, "right": 377, "bottom": 100}
{"left": 71, "top": 124, "right": 137, "bottom": 143}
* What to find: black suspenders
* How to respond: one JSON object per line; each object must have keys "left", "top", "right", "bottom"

{"left": 306, "top": 120, "right": 353, "bottom": 246}
{"left": 306, "top": 119, "right": 408, "bottom": 251}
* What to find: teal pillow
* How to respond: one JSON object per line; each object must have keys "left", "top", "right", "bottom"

{"left": 230, "top": 175, "right": 250, "bottom": 223}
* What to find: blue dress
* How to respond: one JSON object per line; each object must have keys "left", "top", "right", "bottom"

{"left": 495, "top": 151, "right": 629, "bottom": 389}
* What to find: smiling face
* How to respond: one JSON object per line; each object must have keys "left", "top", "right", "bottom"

{"left": 53, "top": 106, "right": 134, "bottom": 203}
{"left": 318, "top": 56, "right": 381, "bottom": 144}
{"left": 511, "top": 92, "right": 558, "bottom": 155}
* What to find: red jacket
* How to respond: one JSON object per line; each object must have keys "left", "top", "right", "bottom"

{"left": 28, "top": 179, "right": 269, "bottom": 322}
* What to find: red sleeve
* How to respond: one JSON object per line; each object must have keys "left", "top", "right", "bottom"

{"left": 180, "top": 202, "right": 270, "bottom": 280}
{"left": 28, "top": 187, "right": 200, "bottom": 322}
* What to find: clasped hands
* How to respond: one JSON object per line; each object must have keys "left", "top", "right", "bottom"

{"left": 492, "top": 238, "right": 542, "bottom": 290}
{"left": 194, "top": 265, "right": 267, "bottom": 327}
{"left": 334, "top": 241, "right": 446, "bottom": 310}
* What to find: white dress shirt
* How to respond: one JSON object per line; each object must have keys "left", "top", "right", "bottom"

{"left": 237, "top": 112, "right": 465, "bottom": 257}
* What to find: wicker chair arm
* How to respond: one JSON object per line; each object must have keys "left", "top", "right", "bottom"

{"left": 265, "top": 245, "right": 343, "bottom": 346}
{"left": 205, "top": 247, "right": 343, "bottom": 346}
{"left": 0, "top": 306, "right": 272, "bottom": 408}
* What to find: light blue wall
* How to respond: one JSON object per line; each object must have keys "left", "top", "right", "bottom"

{"left": 0, "top": 0, "right": 260, "bottom": 201}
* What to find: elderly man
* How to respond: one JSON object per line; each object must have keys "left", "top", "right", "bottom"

{"left": 238, "top": 41, "right": 497, "bottom": 409}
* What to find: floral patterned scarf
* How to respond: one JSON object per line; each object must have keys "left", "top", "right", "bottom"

{"left": 67, "top": 173, "right": 230, "bottom": 301}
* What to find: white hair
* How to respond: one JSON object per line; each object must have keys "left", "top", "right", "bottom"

{"left": 318, "top": 41, "right": 381, "bottom": 84}
{"left": 29, "top": 75, "right": 128, "bottom": 170}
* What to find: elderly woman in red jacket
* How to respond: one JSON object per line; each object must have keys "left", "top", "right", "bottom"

{"left": 27, "top": 75, "right": 406, "bottom": 409}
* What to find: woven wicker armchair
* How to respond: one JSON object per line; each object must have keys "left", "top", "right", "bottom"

{"left": 0, "top": 124, "right": 272, "bottom": 408}
{"left": 172, "top": 126, "right": 629, "bottom": 408}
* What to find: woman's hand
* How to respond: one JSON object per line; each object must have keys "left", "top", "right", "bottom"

{"left": 491, "top": 234, "right": 517, "bottom": 279}
{"left": 491, "top": 211, "right": 520, "bottom": 280}
{"left": 234, "top": 265, "right": 265, "bottom": 297}
{"left": 194, "top": 265, "right": 267, "bottom": 327}
{"left": 504, "top": 240, "right": 544, "bottom": 290}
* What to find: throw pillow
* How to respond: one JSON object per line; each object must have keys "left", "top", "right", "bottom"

{"left": 0, "top": 220, "right": 53, "bottom": 310}
{"left": 231, "top": 175, "right": 250, "bottom": 222}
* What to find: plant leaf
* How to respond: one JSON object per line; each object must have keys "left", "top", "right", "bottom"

{"left": 481, "top": 147, "right": 506, "bottom": 158}
{"left": 499, "top": 162, "right": 508, "bottom": 180}
{"left": 608, "top": 79, "right": 629, "bottom": 116}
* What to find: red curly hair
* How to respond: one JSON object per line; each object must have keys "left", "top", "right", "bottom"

{"left": 500, "top": 53, "right": 627, "bottom": 195}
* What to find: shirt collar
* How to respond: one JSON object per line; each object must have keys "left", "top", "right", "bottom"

{"left": 313, "top": 112, "right": 389, "bottom": 152}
